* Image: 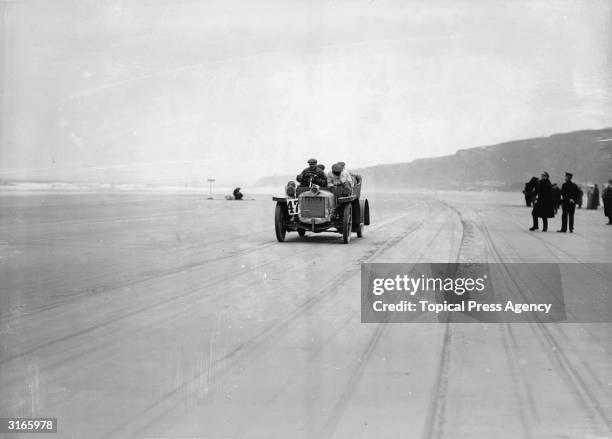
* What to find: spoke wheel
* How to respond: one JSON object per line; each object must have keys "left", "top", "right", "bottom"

{"left": 275, "top": 203, "right": 287, "bottom": 242}
{"left": 342, "top": 203, "right": 352, "bottom": 244}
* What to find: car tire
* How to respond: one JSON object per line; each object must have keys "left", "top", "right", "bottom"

{"left": 363, "top": 199, "right": 370, "bottom": 225}
{"left": 342, "top": 203, "right": 352, "bottom": 244}
{"left": 275, "top": 203, "right": 287, "bottom": 242}
{"left": 297, "top": 229, "right": 306, "bottom": 237}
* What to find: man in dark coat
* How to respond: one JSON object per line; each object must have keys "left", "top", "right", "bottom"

{"left": 557, "top": 172, "right": 580, "bottom": 233}
{"left": 603, "top": 180, "right": 612, "bottom": 225}
{"left": 530, "top": 172, "right": 554, "bottom": 232}
{"left": 523, "top": 177, "right": 538, "bottom": 207}
{"left": 296, "top": 158, "right": 327, "bottom": 187}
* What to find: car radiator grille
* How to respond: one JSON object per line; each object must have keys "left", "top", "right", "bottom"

{"left": 300, "top": 197, "right": 326, "bottom": 218}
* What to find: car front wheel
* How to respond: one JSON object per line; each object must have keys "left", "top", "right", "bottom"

{"left": 275, "top": 203, "right": 287, "bottom": 242}
{"left": 342, "top": 203, "right": 352, "bottom": 244}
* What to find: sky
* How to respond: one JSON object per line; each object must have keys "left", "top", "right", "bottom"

{"left": 1, "top": 0, "right": 611, "bottom": 186}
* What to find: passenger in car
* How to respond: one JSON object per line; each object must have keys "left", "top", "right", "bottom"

{"left": 327, "top": 163, "right": 353, "bottom": 195}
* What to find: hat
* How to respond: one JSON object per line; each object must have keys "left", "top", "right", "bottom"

{"left": 565, "top": 172, "right": 573, "bottom": 178}
{"left": 331, "top": 163, "right": 342, "bottom": 175}
{"left": 338, "top": 161, "right": 346, "bottom": 168}
{"left": 317, "top": 164, "right": 325, "bottom": 170}
{"left": 307, "top": 158, "right": 317, "bottom": 164}
{"left": 541, "top": 171, "right": 549, "bottom": 178}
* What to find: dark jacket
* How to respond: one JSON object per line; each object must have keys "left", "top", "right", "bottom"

{"left": 592, "top": 187, "right": 600, "bottom": 208}
{"left": 296, "top": 167, "right": 327, "bottom": 187}
{"left": 532, "top": 179, "right": 555, "bottom": 218}
{"left": 603, "top": 186, "right": 612, "bottom": 217}
{"left": 523, "top": 177, "right": 538, "bottom": 206}
{"left": 561, "top": 181, "right": 580, "bottom": 206}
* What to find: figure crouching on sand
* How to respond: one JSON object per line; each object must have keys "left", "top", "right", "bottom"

{"left": 233, "top": 187, "right": 244, "bottom": 200}
{"left": 530, "top": 171, "right": 555, "bottom": 232}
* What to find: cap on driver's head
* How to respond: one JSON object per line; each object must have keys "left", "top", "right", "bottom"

{"left": 307, "top": 158, "right": 317, "bottom": 164}
{"left": 565, "top": 172, "right": 573, "bottom": 178}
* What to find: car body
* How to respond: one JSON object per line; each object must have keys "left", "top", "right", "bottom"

{"left": 272, "top": 176, "right": 370, "bottom": 244}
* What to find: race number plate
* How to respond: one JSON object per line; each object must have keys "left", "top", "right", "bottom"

{"left": 287, "top": 199, "right": 300, "bottom": 215}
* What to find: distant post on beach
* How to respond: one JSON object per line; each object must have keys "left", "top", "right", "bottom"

{"left": 207, "top": 179, "right": 216, "bottom": 200}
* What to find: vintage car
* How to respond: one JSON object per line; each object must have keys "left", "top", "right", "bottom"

{"left": 272, "top": 176, "right": 370, "bottom": 243}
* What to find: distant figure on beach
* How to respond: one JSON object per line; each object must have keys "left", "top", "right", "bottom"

{"left": 577, "top": 186, "right": 584, "bottom": 208}
{"left": 587, "top": 184, "right": 600, "bottom": 209}
{"left": 233, "top": 187, "right": 244, "bottom": 200}
{"left": 603, "top": 180, "right": 612, "bottom": 225}
{"left": 558, "top": 172, "right": 580, "bottom": 233}
{"left": 551, "top": 183, "right": 561, "bottom": 214}
{"left": 523, "top": 177, "right": 538, "bottom": 207}
{"left": 530, "top": 171, "right": 554, "bottom": 232}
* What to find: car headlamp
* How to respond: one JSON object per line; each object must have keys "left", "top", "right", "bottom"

{"left": 285, "top": 182, "right": 296, "bottom": 197}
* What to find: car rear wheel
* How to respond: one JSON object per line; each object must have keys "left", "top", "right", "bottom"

{"left": 275, "top": 203, "right": 287, "bottom": 242}
{"left": 342, "top": 203, "right": 352, "bottom": 244}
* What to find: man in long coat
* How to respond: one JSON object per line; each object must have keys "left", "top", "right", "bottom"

{"left": 603, "top": 179, "right": 612, "bottom": 225}
{"left": 530, "top": 171, "right": 555, "bottom": 232}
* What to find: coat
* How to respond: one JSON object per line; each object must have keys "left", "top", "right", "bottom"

{"left": 561, "top": 181, "right": 581, "bottom": 207}
{"left": 532, "top": 179, "right": 555, "bottom": 218}
{"left": 296, "top": 167, "right": 327, "bottom": 187}
{"left": 603, "top": 186, "right": 612, "bottom": 217}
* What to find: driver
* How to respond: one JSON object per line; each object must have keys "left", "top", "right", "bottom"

{"left": 296, "top": 158, "right": 327, "bottom": 187}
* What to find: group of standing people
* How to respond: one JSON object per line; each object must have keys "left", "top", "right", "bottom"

{"left": 530, "top": 172, "right": 580, "bottom": 232}
{"left": 529, "top": 172, "right": 612, "bottom": 231}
